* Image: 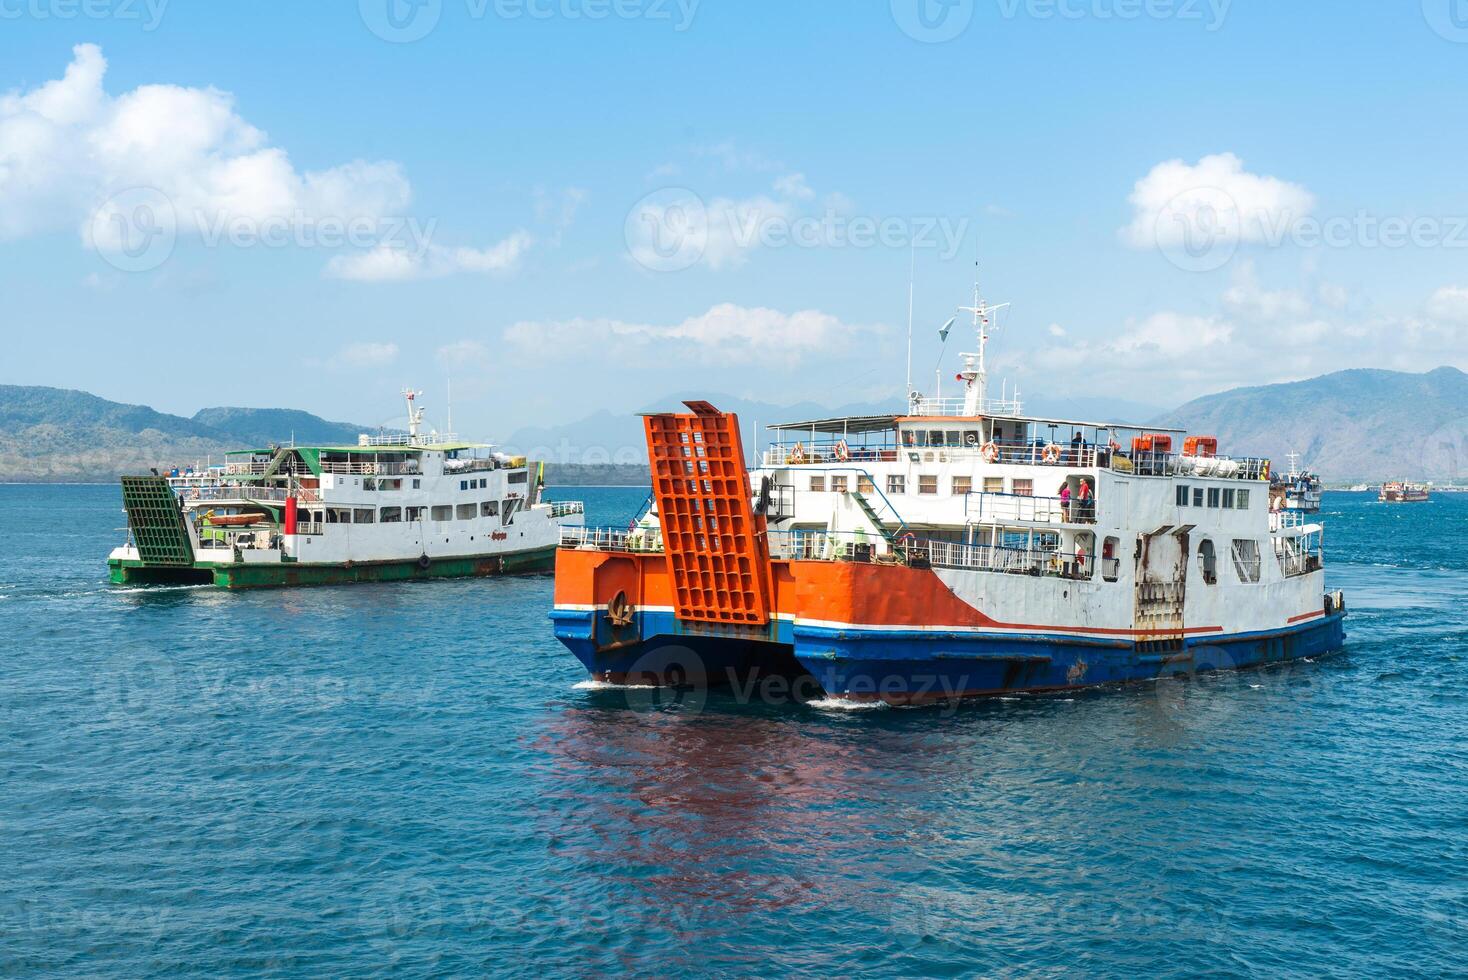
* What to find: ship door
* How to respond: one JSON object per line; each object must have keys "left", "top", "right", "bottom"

{"left": 1134, "top": 526, "right": 1187, "bottom": 655}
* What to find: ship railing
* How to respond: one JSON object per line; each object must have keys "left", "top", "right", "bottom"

{"left": 1270, "top": 509, "right": 1307, "bottom": 530}
{"left": 318, "top": 460, "right": 421, "bottom": 476}
{"left": 547, "top": 501, "right": 585, "bottom": 519}
{"left": 560, "top": 525, "right": 663, "bottom": 553}
{"left": 225, "top": 462, "right": 274, "bottom": 476}
{"left": 1110, "top": 452, "right": 1271, "bottom": 482}
{"left": 362, "top": 431, "right": 459, "bottom": 447}
{"left": 764, "top": 443, "right": 901, "bottom": 467}
{"left": 177, "top": 485, "right": 292, "bottom": 504}
{"left": 965, "top": 490, "right": 1096, "bottom": 525}
{"left": 905, "top": 396, "right": 1024, "bottom": 417}
{"left": 901, "top": 538, "right": 1116, "bottom": 581}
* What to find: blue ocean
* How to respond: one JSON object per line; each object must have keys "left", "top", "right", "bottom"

{"left": 1, "top": 485, "right": 1464, "bottom": 977}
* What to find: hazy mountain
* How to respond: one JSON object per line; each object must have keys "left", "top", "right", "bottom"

{"left": 1157, "top": 367, "right": 1468, "bottom": 483}
{"left": 0, "top": 386, "right": 378, "bottom": 482}
{"left": 190, "top": 407, "right": 370, "bottom": 448}
{"left": 4, "top": 369, "right": 1462, "bottom": 483}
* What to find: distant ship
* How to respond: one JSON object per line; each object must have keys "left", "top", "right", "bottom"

{"left": 1279, "top": 452, "right": 1323, "bottom": 513}
{"left": 108, "top": 389, "right": 585, "bottom": 588}
{"left": 1347, "top": 483, "right": 1372, "bottom": 492}
{"left": 1379, "top": 481, "right": 1430, "bottom": 503}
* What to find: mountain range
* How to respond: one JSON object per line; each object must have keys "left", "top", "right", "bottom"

{"left": 1, "top": 368, "right": 1463, "bottom": 483}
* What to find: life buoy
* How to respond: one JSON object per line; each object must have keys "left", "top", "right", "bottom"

{"left": 980, "top": 441, "right": 999, "bottom": 463}
{"left": 1042, "top": 443, "right": 1062, "bottom": 464}
{"left": 834, "top": 440, "right": 850, "bottom": 462}
{"left": 417, "top": 553, "right": 432, "bottom": 571}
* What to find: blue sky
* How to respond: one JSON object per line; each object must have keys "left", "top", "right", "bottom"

{"left": 2, "top": 0, "right": 1466, "bottom": 439}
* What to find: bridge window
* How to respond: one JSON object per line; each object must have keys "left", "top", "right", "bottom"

{"left": 1222, "top": 488, "right": 1236, "bottom": 508}
{"left": 1103, "top": 536, "right": 1120, "bottom": 582}
{"left": 1193, "top": 488, "right": 1205, "bottom": 507}
{"left": 481, "top": 500, "right": 499, "bottom": 517}
{"left": 1208, "top": 487, "right": 1221, "bottom": 508}
{"left": 380, "top": 507, "right": 402, "bottom": 523}
{"left": 354, "top": 509, "right": 374, "bottom": 524}
{"left": 1013, "top": 479, "right": 1033, "bottom": 497}
{"left": 919, "top": 475, "right": 938, "bottom": 494}
{"left": 1237, "top": 489, "right": 1251, "bottom": 509}
{"left": 858, "top": 475, "right": 875, "bottom": 494}
{"left": 810, "top": 475, "right": 825, "bottom": 492}
{"left": 831, "top": 475, "right": 848, "bottom": 493}
{"left": 431, "top": 505, "right": 452, "bottom": 522}
{"left": 887, "top": 475, "right": 905, "bottom": 494}
{"left": 1176, "top": 484, "right": 1190, "bottom": 506}
{"left": 406, "top": 507, "right": 425, "bottom": 521}
{"left": 984, "top": 477, "right": 1004, "bottom": 493}
{"left": 457, "top": 503, "right": 476, "bottom": 520}
{"left": 953, "top": 476, "right": 972, "bottom": 495}
{"left": 509, "top": 471, "right": 528, "bottom": 484}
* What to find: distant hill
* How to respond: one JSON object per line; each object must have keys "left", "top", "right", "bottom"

{"left": 4, "top": 369, "right": 1463, "bottom": 483}
{"left": 0, "top": 386, "right": 380, "bottom": 482}
{"left": 190, "top": 407, "right": 369, "bottom": 448}
{"left": 1157, "top": 367, "right": 1468, "bottom": 483}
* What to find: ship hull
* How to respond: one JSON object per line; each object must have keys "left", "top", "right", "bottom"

{"left": 110, "top": 545, "right": 556, "bottom": 590}
{"left": 551, "top": 603, "right": 1345, "bottom": 704}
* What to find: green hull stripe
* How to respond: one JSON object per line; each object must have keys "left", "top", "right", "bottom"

{"left": 109, "top": 546, "right": 556, "bottom": 589}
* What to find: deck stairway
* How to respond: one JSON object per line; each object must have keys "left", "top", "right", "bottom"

{"left": 849, "top": 489, "right": 900, "bottom": 544}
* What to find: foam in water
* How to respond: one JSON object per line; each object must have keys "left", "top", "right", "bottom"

{"left": 804, "top": 697, "right": 889, "bottom": 711}
{"left": 572, "top": 679, "right": 657, "bottom": 691}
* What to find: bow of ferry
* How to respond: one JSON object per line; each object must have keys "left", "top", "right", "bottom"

{"left": 551, "top": 285, "right": 1346, "bottom": 704}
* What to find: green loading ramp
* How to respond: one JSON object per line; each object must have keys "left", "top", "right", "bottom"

{"left": 120, "top": 476, "right": 195, "bottom": 566}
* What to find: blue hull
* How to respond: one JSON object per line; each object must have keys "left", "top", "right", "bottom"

{"left": 551, "top": 608, "right": 1346, "bottom": 703}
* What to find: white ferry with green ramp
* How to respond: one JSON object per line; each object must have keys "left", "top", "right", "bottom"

{"left": 107, "top": 390, "right": 584, "bottom": 589}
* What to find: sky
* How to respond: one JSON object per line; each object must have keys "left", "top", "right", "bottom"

{"left": 2, "top": 0, "right": 1467, "bottom": 440}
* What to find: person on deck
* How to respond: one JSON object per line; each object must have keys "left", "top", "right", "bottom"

{"left": 1078, "top": 478, "right": 1095, "bottom": 522}
{"left": 1058, "top": 481, "right": 1072, "bottom": 522}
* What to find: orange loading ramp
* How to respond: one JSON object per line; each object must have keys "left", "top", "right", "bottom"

{"left": 643, "top": 402, "right": 772, "bottom": 625}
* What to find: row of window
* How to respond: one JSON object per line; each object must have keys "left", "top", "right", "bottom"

{"left": 304, "top": 499, "right": 522, "bottom": 526}
{"left": 810, "top": 474, "right": 1033, "bottom": 496}
{"left": 1176, "top": 485, "right": 1250, "bottom": 510}
{"left": 458, "top": 472, "right": 528, "bottom": 492}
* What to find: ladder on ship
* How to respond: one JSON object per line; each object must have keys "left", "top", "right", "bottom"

{"left": 849, "top": 489, "right": 900, "bottom": 544}
{"left": 643, "top": 402, "right": 772, "bottom": 626}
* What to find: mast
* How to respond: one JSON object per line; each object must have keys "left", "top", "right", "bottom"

{"left": 954, "top": 263, "right": 1009, "bottom": 417}
{"left": 403, "top": 388, "right": 425, "bottom": 442}
{"left": 905, "top": 246, "right": 915, "bottom": 400}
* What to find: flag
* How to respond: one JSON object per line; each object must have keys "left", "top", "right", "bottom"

{"left": 938, "top": 315, "right": 957, "bottom": 342}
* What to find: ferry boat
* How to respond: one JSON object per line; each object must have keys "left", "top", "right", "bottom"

{"left": 1379, "top": 481, "right": 1430, "bottom": 503}
{"left": 108, "top": 390, "right": 584, "bottom": 589}
{"left": 551, "top": 280, "right": 1347, "bottom": 704}
{"left": 1279, "top": 452, "right": 1323, "bottom": 513}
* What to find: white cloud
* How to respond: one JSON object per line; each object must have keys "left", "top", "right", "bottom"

{"left": 336, "top": 342, "right": 399, "bottom": 367}
{"left": 1046, "top": 323, "right": 1067, "bottom": 338}
{"left": 325, "top": 230, "right": 532, "bottom": 282}
{"left": 773, "top": 173, "right": 814, "bottom": 201}
{"left": 1221, "top": 262, "right": 1311, "bottom": 320}
{"left": 1121, "top": 152, "right": 1315, "bottom": 251}
{"left": 1426, "top": 285, "right": 1468, "bottom": 324}
{"left": 436, "top": 340, "right": 491, "bottom": 366}
{"left": 0, "top": 45, "right": 518, "bottom": 277}
{"left": 504, "top": 303, "right": 873, "bottom": 365}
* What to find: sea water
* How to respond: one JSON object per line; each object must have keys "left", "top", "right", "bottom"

{"left": 1, "top": 486, "right": 1463, "bottom": 976}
